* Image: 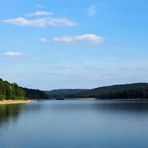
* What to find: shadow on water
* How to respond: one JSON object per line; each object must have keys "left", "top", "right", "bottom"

{"left": 0, "top": 104, "right": 25, "bottom": 129}
{"left": 39, "top": 100, "right": 148, "bottom": 112}
{"left": 92, "top": 100, "right": 148, "bottom": 113}
{"left": 38, "top": 100, "right": 148, "bottom": 121}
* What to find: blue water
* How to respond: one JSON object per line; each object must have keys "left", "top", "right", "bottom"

{"left": 0, "top": 100, "right": 148, "bottom": 148}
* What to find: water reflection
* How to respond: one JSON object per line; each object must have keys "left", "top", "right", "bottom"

{"left": 40, "top": 100, "right": 148, "bottom": 113}
{"left": 92, "top": 101, "right": 148, "bottom": 112}
{"left": 0, "top": 104, "right": 25, "bottom": 129}
{"left": 1, "top": 100, "right": 148, "bottom": 148}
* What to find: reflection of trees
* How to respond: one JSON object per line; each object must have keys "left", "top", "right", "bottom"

{"left": 0, "top": 104, "right": 25, "bottom": 128}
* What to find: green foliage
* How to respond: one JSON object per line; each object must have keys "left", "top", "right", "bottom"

{"left": 0, "top": 79, "right": 26, "bottom": 100}
{"left": 0, "top": 78, "right": 48, "bottom": 100}
{"left": 2, "top": 78, "right": 148, "bottom": 100}
{"left": 22, "top": 88, "right": 48, "bottom": 99}
{"left": 46, "top": 83, "right": 148, "bottom": 99}
{"left": 45, "top": 89, "right": 88, "bottom": 99}
{"left": 75, "top": 83, "right": 148, "bottom": 99}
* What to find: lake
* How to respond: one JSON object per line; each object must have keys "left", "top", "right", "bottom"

{"left": 0, "top": 100, "right": 148, "bottom": 148}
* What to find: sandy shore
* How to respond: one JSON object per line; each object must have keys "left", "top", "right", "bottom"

{"left": 80, "top": 98, "right": 96, "bottom": 100}
{"left": 0, "top": 100, "right": 34, "bottom": 105}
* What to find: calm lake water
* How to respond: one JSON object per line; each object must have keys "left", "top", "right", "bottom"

{"left": 0, "top": 100, "right": 148, "bottom": 148}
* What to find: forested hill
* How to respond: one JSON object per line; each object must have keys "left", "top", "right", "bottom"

{"left": 22, "top": 87, "right": 48, "bottom": 99}
{"left": 75, "top": 83, "right": 148, "bottom": 99}
{"left": 0, "top": 79, "right": 48, "bottom": 100}
{"left": 0, "top": 79, "right": 26, "bottom": 100}
{"left": 46, "top": 83, "right": 148, "bottom": 99}
{"left": 1, "top": 78, "right": 148, "bottom": 100}
{"left": 45, "top": 89, "right": 88, "bottom": 98}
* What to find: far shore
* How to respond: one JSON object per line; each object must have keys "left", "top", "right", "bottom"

{"left": 0, "top": 100, "right": 34, "bottom": 105}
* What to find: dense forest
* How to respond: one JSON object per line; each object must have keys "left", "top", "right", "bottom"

{"left": 0, "top": 79, "right": 48, "bottom": 100}
{"left": 76, "top": 83, "right": 148, "bottom": 99}
{"left": 22, "top": 87, "right": 48, "bottom": 99}
{"left": 45, "top": 89, "right": 88, "bottom": 98}
{"left": 46, "top": 83, "right": 148, "bottom": 99}
{"left": 1, "top": 78, "right": 148, "bottom": 100}
{"left": 0, "top": 79, "right": 26, "bottom": 100}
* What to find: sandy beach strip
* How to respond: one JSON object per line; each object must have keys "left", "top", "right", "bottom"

{"left": 0, "top": 100, "right": 34, "bottom": 105}
{"left": 80, "top": 98, "right": 96, "bottom": 100}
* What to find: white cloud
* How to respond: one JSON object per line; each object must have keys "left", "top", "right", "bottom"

{"left": 87, "top": 5, "right": 97, "bottom": 17}
{"left": 53, "top": 34, "right": 104, "bottom": 45}
{"left": 4, "top": 52, "right": 23, "bottom": 57}
{"left": 3, "top": 17, "right": 78, "bottom": 27}
{"left": 39, "top": 37, "right": 48, "bottom": 43}
{"left": 27, "top": 11, "right": 53, "bottom": 17}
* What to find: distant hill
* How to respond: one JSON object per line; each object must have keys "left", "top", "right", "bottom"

{"left": 1, "top": 78, "right": 148, "bottom": 100}
{"left": 74, "top": 83, "right": 148, "bottom": 99}
{"left": 45, "top": 89, "right": 88, "bottom": 98}
{"left": 46, "top": 83, "right": 148, "bottom": 99}
{"left": 22, "top": 87, "right": 48, "bottom": 99}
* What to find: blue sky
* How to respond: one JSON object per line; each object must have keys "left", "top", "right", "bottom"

{"left": 0, "top": 0, "right": 148, "bottom": 90}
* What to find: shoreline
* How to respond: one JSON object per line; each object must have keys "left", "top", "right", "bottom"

{"left": 0, "top": 100, "right": 34, "bottom": 105}
{"left": 80, "top": 98, "right": 96, "bottom": 100}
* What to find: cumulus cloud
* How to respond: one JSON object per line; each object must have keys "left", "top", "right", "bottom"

{"left": 27, "top": 11, "right": 53, "bottom": 17}
{"left": 87, "top": 5, "right": 97, "bottom": 17}
{"left": 3, "top": 17, "right": 78, "bottom": 27}
{"left": 39, "top": 37, "right": 48, "bottom": 43}
{"left": 53, "top": 34, "right": 104, "bottom": 45}
{"left": 4, "top": 52, "right": 23, "bottom": 57}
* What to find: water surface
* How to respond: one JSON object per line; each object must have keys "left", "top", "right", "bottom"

{"left": 0, "top": 100, "right": 148, "bottom": 148}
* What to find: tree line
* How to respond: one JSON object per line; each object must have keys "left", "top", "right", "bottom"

{"left": 0, "top": 78, "right": 48, "bottom": 100}
{"left": 1, "top": 78, "right": 148, "bottom": 100}
{"left": 46, "top": 83, "right": 148, "bottom": 99}
{"left": 0, "top": 79, "right": 26, "bottom": 100}
{"left": 74, "top": 83, "right": 148, "bottom": 99}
